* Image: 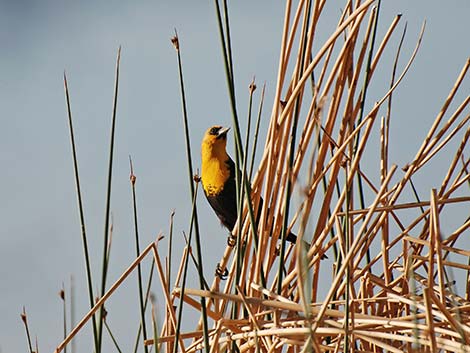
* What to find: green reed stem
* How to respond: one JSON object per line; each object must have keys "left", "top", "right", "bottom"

{"left": 182, "top": 232, "right": 211, "bottom": 291}
{"left": 97, "top": 46, "right": 121, "bottom": 352}
{"left": 60, "top": 285, "right": 67, "bottom": 353}
{"left": 171, "top": 32, "right": 210, "bottom": 353}
{"left": 104, "top": 319, "right": 123, "bottom": 353}
{"left": 213, "top": 0, "right": 262, "bottom": 289}
{"left": 248, "top": 83, "right": 265, "bottom": 182}
{"left": 133, "top": 259, "right": 156, "bottom": 353}
{"left": 278, "top": 0, "right": 312, "bottom": 295}
{"left": 354, "top": 2, "right": 381, "bottom": 266}
{"left": 151, "top": 299, "right": 159, "bottom": 353}
{"left": 173, "top": 184, "right": 200, "bottom": 353}
{"left": 235, "top": 81, "right": 255, "bottom": 283}
{"left": 63, "top": 72, "right": 98, "bottom": 352}
{"left": 21, "top": 307, "right": 34, "bottom": 353}
{"left": 129, "top": 157, "right": 149, "bottom": 353}
{"left": 70, "top": 275, "right": 76, "bottom": 353}
{"left": 213, "top": 2, "right": 244, "bottom": 251}
{"left": 167, "top": 211, "right": 175, "bottom": 293}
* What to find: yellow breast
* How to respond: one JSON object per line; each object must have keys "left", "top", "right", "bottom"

{"left": 201, "top": 127, "right": 232, "bottom": 196}
{"left": 201, "top": 157, "right": 230, "bottom": 196}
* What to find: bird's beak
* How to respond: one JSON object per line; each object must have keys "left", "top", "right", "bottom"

{"left": 217, "top": 126, "right": 230, "bottom": 139}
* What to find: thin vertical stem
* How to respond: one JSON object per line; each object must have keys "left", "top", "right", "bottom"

{"left": 354, "top": 2, "right": 381, "bottom": 267}
{"left": 97, "top": 46, "right": 121, "bottom": 351}
{"left": 171, "top": 33, "right": 210, "bottom": 353}
{"left": 133, "top": 260, "right": 156, "bottom": 353}
{"left": 63, "top": 72, "right": 98, "bottom": 352}
{"left": 173, "top": 183, "right": 200, "bottom": 353}
{"left": 129, "top": 157, "right": 149, "bottom": 353}
{"left": 278, "top": 0, "right": 313, "bottom": 295}
{"left": 60, "top": 285, "right": 67, "bottom": 353}
{"left": 168, "top": 211, "right": 175, "bottom": 293}
{"left": 249, "top": 83, "right": 265, "bottom": 181}
{"left": 70, "top": 275, "right": 76, "bottom": 353}
{"left": 21, "top": 307, "right": 34, "bottom": 353}
{"left": 103, "top": 320, "right": 123, "bottom": 353}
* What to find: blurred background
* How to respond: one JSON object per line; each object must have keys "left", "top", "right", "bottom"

{"left": 1, "top": 0, "right": 469, "bottom": 352}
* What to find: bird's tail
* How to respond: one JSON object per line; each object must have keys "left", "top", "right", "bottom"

{"left": 286, "top": 231, "right": 299, "bottom": 243}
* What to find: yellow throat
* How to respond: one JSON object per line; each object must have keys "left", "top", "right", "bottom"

{"left": 201, "top": 126, "right": 231, "bottom": 196}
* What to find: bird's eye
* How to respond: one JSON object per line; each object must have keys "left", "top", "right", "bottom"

{"left": 210, "top": 127, "right": 220, "bottom": 135}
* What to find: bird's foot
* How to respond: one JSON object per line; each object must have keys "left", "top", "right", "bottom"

{"left": 227, "top": 234, "right": 237, "bottom": 247}
{"left": 215, "top": 263, "right": 228, "bottom": 280}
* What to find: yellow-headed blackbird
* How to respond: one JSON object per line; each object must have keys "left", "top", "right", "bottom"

{"left": 200, "top": 125, "right": 299, "bottom": 243}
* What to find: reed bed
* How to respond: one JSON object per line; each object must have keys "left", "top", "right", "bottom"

{"left": 53, "top": 1, "right": 470, "bottom": 352}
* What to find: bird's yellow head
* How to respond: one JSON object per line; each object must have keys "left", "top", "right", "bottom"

{"left": 201, "top": 125, "right": 230, "bottom": 161}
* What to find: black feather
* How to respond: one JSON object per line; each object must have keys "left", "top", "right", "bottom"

{"left": 205, "top": 158, "right": 238, "bottom": 230}
{"left": 204, "top": 156, "right": 301, "bottom": 244}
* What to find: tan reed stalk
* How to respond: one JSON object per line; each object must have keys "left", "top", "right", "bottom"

{"left": 312, "top": 165, "right": 397, "bottom": 328}
{"left": 438, "top": 127, "right": 470, "bottom": 198}
{"left": 401, "top": 58, "right": 469, "bottom": 178}
{"left": 55, "top": 240, "right": 159, "bottom": 353}
{"left": 159, "top": 244, "right": 190, "bottom": 342}
{"left": 152, "top": 244, "right": 183, "bottom": 349}
{"left": 417, "top": 111, "right": 470, "bottom": 171}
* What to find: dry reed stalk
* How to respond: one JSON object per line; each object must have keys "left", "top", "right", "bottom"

{"left": 439, "top": 127, "right": 470, "bottom": 199}
{"left": 151, "top": 242, "right": 190, "bottom": 353}
{"left": 55, "top": 240, "right": 159, "bottom": 353}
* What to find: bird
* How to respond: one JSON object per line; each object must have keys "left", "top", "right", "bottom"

{"left": 200, "top": 125, "right": 299, "bottom": 244}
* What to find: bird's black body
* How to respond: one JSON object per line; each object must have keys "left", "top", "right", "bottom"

{"left": 205, "top": 157, "right": 238, "bottom": 231}
{"left": 204, "top": 155, "right": 299, "bottom": 243}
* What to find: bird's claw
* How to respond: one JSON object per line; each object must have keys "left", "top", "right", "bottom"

{"left": 227, "top": 234, "right": 237, "bottom": 247}
{"left": 216, "top": 263, "right": 228, "bottom": 280}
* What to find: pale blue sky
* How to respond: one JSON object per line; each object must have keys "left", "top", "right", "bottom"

{"left": 1, "top": 1, "right": 469, "bottom": 352}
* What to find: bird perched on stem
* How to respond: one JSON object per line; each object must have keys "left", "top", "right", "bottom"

{"left": 200, "top": 125, "right": 299, "bottom": 244}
